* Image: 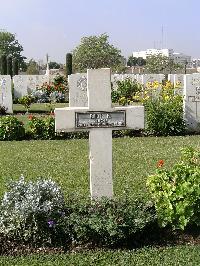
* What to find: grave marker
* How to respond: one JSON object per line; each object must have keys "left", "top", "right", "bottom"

{"left": 0, "top": 75, "right": 13, "bottom": 113}
{"left": 68, "top": 73, "right": 88, "bottom": 107}
{"left": 184, "top": 74, "right": 200, "bottom": 132}
{"left": 55, "top": 68, "right": 144, "bottom": 199}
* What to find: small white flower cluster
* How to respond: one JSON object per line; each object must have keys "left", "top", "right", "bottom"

{"left": 0, "top": 175, "right": 64, "bottom": 241}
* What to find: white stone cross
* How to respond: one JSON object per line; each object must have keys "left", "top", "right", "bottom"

{"left": 55, "top": 68, "right": 144, "bottom": 199}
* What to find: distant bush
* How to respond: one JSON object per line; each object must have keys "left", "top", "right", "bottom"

{"left": 112, "top": 78, "right": 142, "bottom": 105}
{"left": 138, "top": 81, "right": 186, "bottom": 136}
{"left": 0, "top": 116, "right": 25, "bottom": 140}
{"left": 18, "top": 95, "right": 35, "bottom": 113}
{"left": 147, "top": 147, "right": 200, "bottom": 230}
{"left": 28, "top": 115, "right": 55, "bottom": 139}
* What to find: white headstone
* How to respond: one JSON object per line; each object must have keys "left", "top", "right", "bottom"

{"left": 184, "top": 74, "right": 200, "bottom": 132}
{"left": 68, "top": 73, "right": 88, "bottom": 107}
{"left": 13, "top": 75, "right": 50, "bottom": 98}
{"left": 174, "top": 74, "right": 184, "bottom": 95}
{"left": 168, "top": 74, "right": 174, "bottom": 83}
{"left": 55, "top": 68, "right": 144, "bottom": 199}
{"left": 0, "top": 75, "right": 13, "bottom": 113}
{"left": 141, "top": 74, "right": 165, "bottom": 85}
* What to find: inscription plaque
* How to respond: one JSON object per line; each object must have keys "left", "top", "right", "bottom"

{"left": 75, "top": 111, "right": 126, "bottom": 128}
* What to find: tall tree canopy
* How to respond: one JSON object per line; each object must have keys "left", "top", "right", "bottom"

{"left": 72, "top": 33, "right": 125, "bottom": 72}
{"left": 0, "top": 30, "right": 26, "bottom": 70}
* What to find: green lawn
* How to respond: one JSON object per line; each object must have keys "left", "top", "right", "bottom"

{"left": 0, "top": 135, "right": 200, "bottom": 264}
{"left": 1, "top": 245, "right": 200, "bottom": 265}
{"left": 13, "top": 103, "right": 68, "bottom": 113}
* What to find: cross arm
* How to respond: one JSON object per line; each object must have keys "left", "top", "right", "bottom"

{"left": 55, "top": 107, "right": 89, "bottom": 132}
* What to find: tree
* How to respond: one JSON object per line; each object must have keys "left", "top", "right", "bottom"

{"left": 127, "top": 56, "right": 146, "bottom": 67}
{"left": 0, "top": 30, "right": 26, "bottom": 70}
{"left": 26, "top": 59, "right": 39, "bottom": 75}
{"left": 72, "top": 33, "right": 124, "bottom": 72}
{"left": 146, "top": 54, "right": 182, "bottom": 74}
{"left": 49, "top": 61, "right": 60, "bottom": 69}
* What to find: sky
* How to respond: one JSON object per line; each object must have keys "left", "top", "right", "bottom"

{"left": 0, "top": 0, "right": 200, "bottom": 63}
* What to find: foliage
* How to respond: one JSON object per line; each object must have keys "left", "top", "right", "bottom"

{"left": 0, "top": 31, "right": 26, "bottom": 70}
{"left": 36, "top": 74, "right": 68, "bottom": 103}
{"left": 139, "top": 81, "right": 186, "bottom": 136}
{"left": 146, "top": 54, "right": 183, "bottom": 74}
{"left": 147, "top": 147, "right": 200, "bottom": 230}
{"left": 127, "top": 56, "right": 146, "bottom": 67}
{"left": 0, "top": 104, "right": 7, "bottom": 115}
{"left": 49, "top": 61, "right": 60, "bottom": 69}
{"left": 0, "top": 174, "right": 156, "bottom": 248}
{"left": 28, "top": 115, "right": 55, "bottom": 139}
{"left": 6, "top": 56, "right": 12, "bottom": 77}
{"left": 112, "top": 78, "right": 142, "bottom": 105}
{"left": 72, "top": 33, "right": 124, "bottom": 72}
{"left": 26, "top": 59, "right": 39, "bottom": 75}
{"left": 66, "top": 53, "right": 72, "bottom": 75}
{"left": 0, "top": 116, "right": 25, "bottom": 140}
{"left": 18, "top": 95, "right": 35, "bottom": 112}
{"left": 68, "top": 198, "right": 156, "bottom": 247}
{"left": 13, "top": 58, "right": 19, "bottom": 75}
{"left": 0, "top": 54, "right": 7, "bottom": 74}
{"left": 0, "top": 176, "right": 66, "bottom": 245}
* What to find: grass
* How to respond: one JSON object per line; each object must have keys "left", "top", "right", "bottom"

{"left": 13, "top": 103, "right": 68, "bottom": 113}
{"left": 0, "top": 245, "right": 200, "bottom": 265}
{"left": 0, "top": 135, "right": 200, "bottom": 264}
{"left": 0, "top": 135, "right": 199, "bottom": 200}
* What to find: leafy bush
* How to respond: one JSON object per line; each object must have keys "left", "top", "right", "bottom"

{"left": 0, "top": 176, "right": 66, "bottom": 245}
{"left": 28, "top": 115, "right": 55, "bottom": 139}
{"left": 147, "top": 147, "right": 200, "bottom": 230}
{"left": 141, "top": 81, "right": 186, "bottom": 136}
{"left": 67, "top": 198, "right": 156, "bottom": 247}
{"left": 0, "top": 116, "right": 25, "bottom": 140}
{"left": 112, "top": 78, "right": 142, "bottom": 105}
{"left": 18, "top": 95, "right": 35, "bottom": 112}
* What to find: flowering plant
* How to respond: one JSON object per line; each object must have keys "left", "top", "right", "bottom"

{"left": 147, "top": 147, "right": 200, "bottom": 230}
{"left": 137, "top": 81, "right": 185, "bottom": 136}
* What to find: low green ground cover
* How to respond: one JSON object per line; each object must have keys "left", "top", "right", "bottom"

{"left": 13, "top": 103, "right": 68, "bottom": 113}
{"left": 0, "top": 245, "right": 200, "bottom": 265}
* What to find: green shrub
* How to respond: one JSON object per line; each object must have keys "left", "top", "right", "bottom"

{"left": 28, "top": 115, "right": 55, "bottom": 139}
{"left": 142, "top": 81, "right": 186, "bottom": 136}
{"left": 0, "top": 176, "right": 66, "bottom": 245}
{"left": 147, "top": 147, "right": 200, "bottom": 230}
{"left": 18, "top": 96, "right": 35, "bottom": 113}
{"left": 0, "top": 116, "right": 25, "bottom": 140}
{"left": 112, "top": 78, "right": 142, "bottom": 105}
{"left": 67, "top": 198, "right": 156, "bottom": 247}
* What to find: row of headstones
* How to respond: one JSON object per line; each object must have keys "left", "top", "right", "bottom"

{"left": 2, "top": 73, "right": 181, "bottom": 101}
{"left": 1, "top": 73, "right": 184, "bottom": 102}
{"left": 0, "top": 73, "right": 200, "bottom": 132}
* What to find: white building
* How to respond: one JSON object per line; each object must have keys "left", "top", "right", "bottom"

{"left": 132, "top": 48, "right": 191, "bottom": 66}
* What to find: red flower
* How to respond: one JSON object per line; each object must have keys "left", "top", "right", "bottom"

{"left": 28, "top": 115, "right": 33, "bottom": 120}
{"left": 157, "top": 159, "right": 164, "bottom": 168}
